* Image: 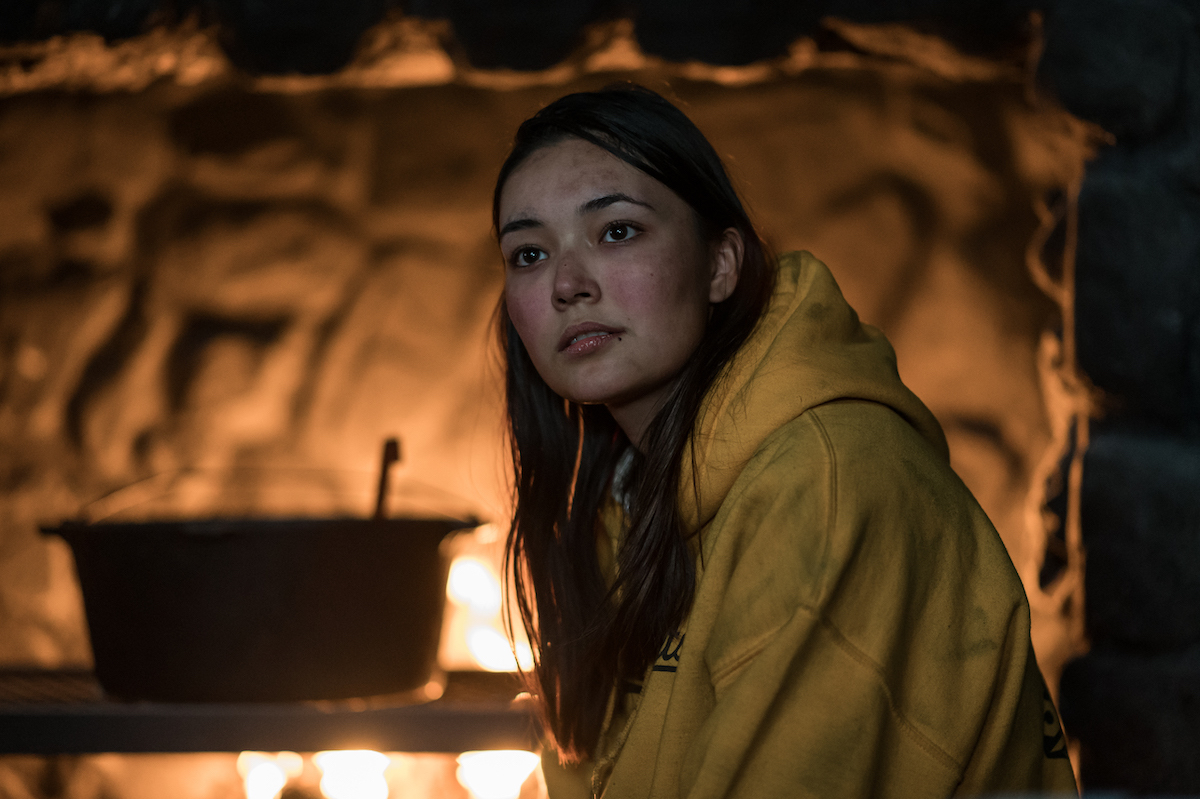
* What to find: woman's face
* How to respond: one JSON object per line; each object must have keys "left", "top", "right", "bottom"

{"left": 498, "top": 137, "right": 740, "bottom": 445}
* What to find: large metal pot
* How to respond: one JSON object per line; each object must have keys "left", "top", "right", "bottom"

{"left": 45, "top": 515, "right": 475, "bottom": 703}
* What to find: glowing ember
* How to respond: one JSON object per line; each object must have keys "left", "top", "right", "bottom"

{"left": 455, "top": 750, "right": 540, "bottom": 799}
{"left": 313, "top": 750, "right": 390, "bottom": 799}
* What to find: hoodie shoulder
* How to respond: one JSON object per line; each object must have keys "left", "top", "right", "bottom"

{"left": 702, "top": 395, "right": 976, "bottom": 665}
{"left": 695, "top": 397, "right": 1040, "bottom": 791}
{"left": 683, "top": 251, "right": 947, "bottom": 532}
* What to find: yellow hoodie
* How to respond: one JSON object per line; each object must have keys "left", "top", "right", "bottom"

{"left": 542, "top": 252, "right": 1078, "bottom": 798}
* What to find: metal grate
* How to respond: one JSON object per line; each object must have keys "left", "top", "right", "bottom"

{"left": 0, "top": 670, "right": 538, "bottom": 754}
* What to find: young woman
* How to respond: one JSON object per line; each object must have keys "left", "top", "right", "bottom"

{"left": 494, "top": 84, "right": 1077, "bottom": 798}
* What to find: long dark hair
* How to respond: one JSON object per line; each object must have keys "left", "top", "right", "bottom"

{"left": 495, "top": 84, "right": 775, "bottom": 762}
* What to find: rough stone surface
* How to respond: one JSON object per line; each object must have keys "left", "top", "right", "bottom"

{"left": 1074, "top": 146, "right": 1200, "bottom": 431}
{"left": 1060, "top": 647, "right": 1200, "bottom": 793}
{"left": 1039, "top": 0, "right": 1195, "bottom": 144}
{"left": 0, "top": 72, "right": 1083, "bottom": 673}
{"left": 1082, "top": 430, "right": 1200, "bottom": 650}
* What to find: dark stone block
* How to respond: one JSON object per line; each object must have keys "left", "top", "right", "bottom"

{"left": 634, "top": 0, "right": 822, "bottom": 66}
{"left": 826, "top": 0, "right": 1035, "bottom": 55}
{"left": 1, "top": 0, "right": 209, "bottom": 42}
{"left": 210, "top": 0, "right": 390, "bottom": 75}
{"left": 58, "top": 0, "right": 159, "bottom": 40}
{"left": 440, "top": 0, "right": 608, "bottom": 71}
{"left": 1038, "top": 0, "right": 1193, "bottom": 143}
{"left": 1160, "top": 62, "right": 1200, "bottom": 194}
{"left": 1059, "top": 648, "right": 1200, "bottom": 793}
{"left": 0, "top": 0, "right": 45, "bottom": 42}
{"left": 1081, "top": 431, "right": 1200, "bottom": 650}
{"left": 1074, "top": 147, "right": 1200, "bottom": 430}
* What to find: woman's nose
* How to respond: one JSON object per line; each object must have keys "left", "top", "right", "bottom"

{"left": 552, "top": 254, "right": 599, "bottom": 307}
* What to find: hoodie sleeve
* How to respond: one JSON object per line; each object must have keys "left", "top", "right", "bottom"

{"left": 673, "top": 400, "right": 1077, "bottom": 798}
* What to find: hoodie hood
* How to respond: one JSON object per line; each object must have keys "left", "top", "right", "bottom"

{"left": 680, "top": 250, "right": 948, "bottom": 532}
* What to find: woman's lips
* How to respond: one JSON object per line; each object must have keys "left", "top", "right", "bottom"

{"left": 564, "top": 332, "right": 616, "bottom": 356}
{"left": 558, "top": 323, "right": 624, "bottom": 354}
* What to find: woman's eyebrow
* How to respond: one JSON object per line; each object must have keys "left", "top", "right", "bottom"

{"left": 499, "top": 217, "right": 541, "bottom": 238}
{"left": 500, "top": 193, "right": 654, "bottom": 238}
{"left": 579, "top": 193, "right": 655, "bottom": 215}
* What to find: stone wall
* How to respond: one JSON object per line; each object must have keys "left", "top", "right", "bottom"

{"left": 0, "top": 47, "right": 1090, "bottom": 672}
{"left": 1040, "top": 0, "right": 1200, "bottom": 792}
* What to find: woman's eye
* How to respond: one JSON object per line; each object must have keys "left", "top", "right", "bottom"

{"left": 510, "top": 246, "right": 545, "bottom": 268}
{"left": 602, "top": 223, "right": 639, "bottom": 243}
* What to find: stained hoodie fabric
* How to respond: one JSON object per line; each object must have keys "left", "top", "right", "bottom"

{"left": 541, "top": 251, "right": 1078, "bottom": 798}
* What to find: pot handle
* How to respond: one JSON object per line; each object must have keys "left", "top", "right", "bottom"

{"left": 374, "top": 437, "right": 401, "bottom": 521}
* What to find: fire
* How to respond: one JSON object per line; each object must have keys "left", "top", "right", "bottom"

{"left": 237, "top": 751, "right": 303, "bottom": 799}
{"left": 455, "top": 750, "right": 541, "bottom": 799}
{"left": 448, "top": 557, "right": 503, "bottom": 616}
{"left": 466, "top": 625, "right": 534, "bottom": 672}
{"left": 444, "top": 532, "right": 534, "bottom": 673}
{"left": 234, "top": 750, "right": 540, "bottom": 799}
{"left": 313, "top": 750, "right": 391, "bottom": 799}
{"left": 239, "top": 757, "right": 286, "bottom": 799}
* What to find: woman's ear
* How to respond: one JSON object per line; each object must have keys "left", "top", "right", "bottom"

{"left": 708, "top": 227, "right": 743, "bottom": 303}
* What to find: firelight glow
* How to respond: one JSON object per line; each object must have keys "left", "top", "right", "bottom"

{"left": 455, "top": 750, "right": 541, "bottom": 799}
{"left": 466, "top": 624, "right": 534, "bottom": 672}
{"left": 237, "top": 752, "right": 302, "bottom": 799}
{"left": 447, "top": 556, "right": 503, "bottom": 616}
{"left": 313, "top": 750, "right": 390, "bottom": 799}
{"left": 242, "top": 759, "right": 286, "bottom": 799}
